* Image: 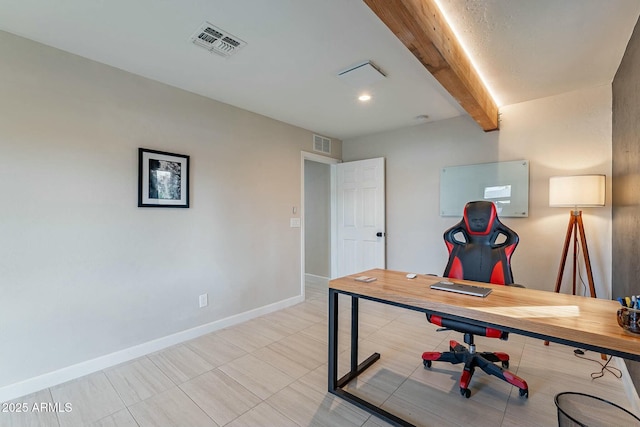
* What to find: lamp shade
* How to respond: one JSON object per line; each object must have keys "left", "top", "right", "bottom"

{"left": 549, "top": 175, "right": 606, "bottom": 207}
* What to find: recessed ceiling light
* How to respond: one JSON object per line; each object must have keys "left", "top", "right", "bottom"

{"left": 358, "top": 94, "right": 372, "bottom": 102}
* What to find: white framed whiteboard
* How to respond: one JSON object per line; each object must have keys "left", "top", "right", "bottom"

{"left": 440, "top": 160, "right": 529, "bottom": 217}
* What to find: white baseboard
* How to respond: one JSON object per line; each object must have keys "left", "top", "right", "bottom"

{"left": 0, "top": 294, "right": 304, "bottom": 403}
{"left": 613, "top": 356, "right": 640, "bottom": 415}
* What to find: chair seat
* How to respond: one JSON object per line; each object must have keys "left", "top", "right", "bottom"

{"left": 427, "top": 313, "right": 508, "bottom": 340}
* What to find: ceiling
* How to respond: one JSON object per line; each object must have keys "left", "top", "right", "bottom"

{"left": 0, "top": 0, "right": 638, "bottom": 140}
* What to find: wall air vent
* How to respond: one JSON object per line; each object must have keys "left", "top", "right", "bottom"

{"left": 191, "top": 22, "right": 246, "bottom": 57}
{"left": 313, "top": 134, "right": 331, "bottom": 154}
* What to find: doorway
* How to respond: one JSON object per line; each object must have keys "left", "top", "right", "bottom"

{"left": 301, "top": 152, "right": 338, "bottom": 299}
{"left": 300, "top": 152, "right": 387, "bottom": 299}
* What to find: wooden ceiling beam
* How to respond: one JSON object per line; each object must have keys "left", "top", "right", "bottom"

{"left": 364, "top": 0, "right": 499, "bottom": 131}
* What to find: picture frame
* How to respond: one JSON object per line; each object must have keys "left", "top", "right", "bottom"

{"left": 138, "top": 148, "right": 190, "bottom": 208}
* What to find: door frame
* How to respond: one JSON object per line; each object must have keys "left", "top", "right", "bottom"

{"left": 300, "top": 152, "right": 340, "bottom": 297}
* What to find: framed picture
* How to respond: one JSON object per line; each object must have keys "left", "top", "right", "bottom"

{"left": 138, "top": 148, "right": 190, "bottom": 208}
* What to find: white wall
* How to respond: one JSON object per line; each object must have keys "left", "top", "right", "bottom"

{"left": 0, "top": 31, "right": 341, "bottom": 397}
{"left": 343, "top": 84, "right": 612, "bottom": 297}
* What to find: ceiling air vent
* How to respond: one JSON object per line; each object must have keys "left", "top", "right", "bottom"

{"left": 191, "top": 22, "right": 246, "bottom": 57}
{"left": 337, "top": 61, "right": 386, "bottom": 87}
{"left": 313, "top": 134, "right": 331, "bottom": 154}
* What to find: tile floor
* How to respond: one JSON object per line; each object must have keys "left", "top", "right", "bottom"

{"left": 2, "top": 280, "right": 637, "bottom": 426}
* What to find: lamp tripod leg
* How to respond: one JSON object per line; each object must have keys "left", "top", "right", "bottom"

{"left": 576, "top": 214, "right": 597, "bottom": 300}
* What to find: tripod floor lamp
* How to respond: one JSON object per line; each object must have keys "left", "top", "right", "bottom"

{"left": 544, "top": 174, "right": 606, "bottom": 347}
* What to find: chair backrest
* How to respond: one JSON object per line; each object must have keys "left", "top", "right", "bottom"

{"left": 443, "top": 201, "right": 518, "bottom": 285}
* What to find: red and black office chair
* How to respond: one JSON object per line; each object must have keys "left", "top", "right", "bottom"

{"left": 422, "top": 201, "right": 529, "bottom": 399}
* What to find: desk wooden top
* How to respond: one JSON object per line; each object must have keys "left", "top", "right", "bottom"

{"left": 330, "top": 269, "right": 640, "bottom": 358}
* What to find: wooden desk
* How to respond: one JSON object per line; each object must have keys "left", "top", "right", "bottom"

{"left": 328, "top": 269, "right": 640, "bottom": 427}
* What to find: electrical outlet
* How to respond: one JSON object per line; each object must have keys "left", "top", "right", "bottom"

{"left": 199, "top": 293, "right": 208, "bottom": 308}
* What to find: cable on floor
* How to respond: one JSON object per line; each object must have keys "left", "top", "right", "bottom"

{"left": 573, "top": 349, "right": 622, "bottom": 379}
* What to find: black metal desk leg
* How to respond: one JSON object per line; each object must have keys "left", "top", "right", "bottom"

{"left": 327, "top": 289, "right": 410, "bottom": 426}
{"left": 351, "top": 296, "right": 359, "bottom": 372}
{"left": 333, "top": 292, "right": 381, "bottom": 388}
{"left": 328, "top": 288, "right": 338, "bottom": 391}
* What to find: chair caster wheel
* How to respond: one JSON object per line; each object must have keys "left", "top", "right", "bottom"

{"left": 460, "top": 388, "right": 471, "bottom": 398}
{"left": 519, "top": 388, "right": 528, "bottom": 398}
{"left": 502, "top": 361, "right": 509, "bottom": 369}
{"left": 423, "top": 360, "right": 432, "bottom": 368}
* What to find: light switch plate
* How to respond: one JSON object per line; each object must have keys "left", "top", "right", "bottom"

{"left": 199, "top": 293, "right": 208, "bottom": 308}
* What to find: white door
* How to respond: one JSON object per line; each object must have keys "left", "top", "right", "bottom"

{"left": 336, "top": 158, "right": 386, "bottom": 276}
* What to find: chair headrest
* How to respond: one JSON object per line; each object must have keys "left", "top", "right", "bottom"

{"left": 463, "top": 201, "right": 497, "bottom": 235}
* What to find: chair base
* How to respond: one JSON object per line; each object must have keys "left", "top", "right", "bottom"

{"left": 422, "top": 340, "right": 529, "bottom": 399}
